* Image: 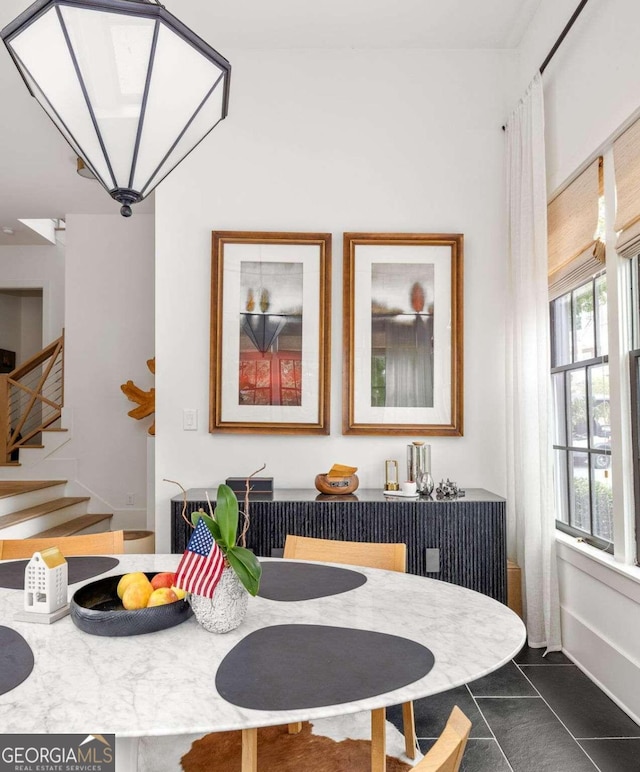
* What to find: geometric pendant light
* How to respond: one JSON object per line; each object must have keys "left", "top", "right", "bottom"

{"left": 1, "top": 0, "right": 230, "bottom": 216}
{"left": 241, "top": 314, "right": 287, "bottom": 354}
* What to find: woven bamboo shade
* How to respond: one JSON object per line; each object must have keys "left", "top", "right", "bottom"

{"left": 614, "top": 117, "right": 640, "bottom": 257}
{"left": 549, "top": 240, "right": 605, "bottom": 300}
{"left": 548, "top": 158, "right": 604, "bottom": 290}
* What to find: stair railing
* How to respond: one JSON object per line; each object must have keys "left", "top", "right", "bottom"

{"left": 0, "top": 333, "right": 64, "bottom": 463}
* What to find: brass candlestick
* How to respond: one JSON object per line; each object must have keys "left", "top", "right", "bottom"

{"left": 384, "top": 460, "right": 400, "bottom": 491}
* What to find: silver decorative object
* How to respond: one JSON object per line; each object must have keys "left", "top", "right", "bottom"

{"left": 407, "top": 441, "right": 434, "bottom": 496}
{"left": 189, "top": 567, "right": 248, "bottom": 633}
{"left": 435, "top": 479, "right": 466, "bottom": 499}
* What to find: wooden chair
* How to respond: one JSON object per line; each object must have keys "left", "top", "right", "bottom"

{"left": 0, "top": 530, "right": 125, "bottom": 559}
{"left": 413, "top": 706, "right": 471, "bottom": 772}
{"left": 283, "top": 535, "right": 416, "bottom": 764}
{"left": 283, "top": 535, "right": 406, "bottom": 572}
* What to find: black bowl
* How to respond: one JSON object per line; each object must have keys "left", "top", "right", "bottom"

{"left": 70, "top": 572, "right": 193, "bottom": 637}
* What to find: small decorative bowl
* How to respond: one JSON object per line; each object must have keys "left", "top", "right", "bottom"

{"left": 314, "top": 473, "right": 359, "bottom": 495}
{"left": 70, "top": 572, "right": 192, "bottom": 637}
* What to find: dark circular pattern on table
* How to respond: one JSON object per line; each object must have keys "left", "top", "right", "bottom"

{"left": 70, "top": 572, "right": 193, "bottom": 636}
{"left": 0, "top": 626, "right": 34, "bottom": 695}
{"left": 216, "top": 624, "right": 435, "bottom": 710}
{"left": 258, "top": 561, "right": 366, "bottom": 601}
{"left": 0, "top": 556, "right": 120, "bottom": 590}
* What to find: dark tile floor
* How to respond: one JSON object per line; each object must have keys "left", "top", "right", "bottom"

{"left": 388, "top": 646, "right": 640, "bottom": 771}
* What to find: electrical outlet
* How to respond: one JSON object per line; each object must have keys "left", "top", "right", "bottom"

{"left": 126, "top": 493, "right": 135, "bottom": 507}
{"left": 183, "top": 408, "right": 198, "bottom": 430}
{"left": 425, "top": 548, "right": 440, "bottom": 573}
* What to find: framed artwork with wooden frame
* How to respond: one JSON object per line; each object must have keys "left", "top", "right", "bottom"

{"left": 210, "top": 231, "right": 332, "bottom": 434}
{"left": 343, "top": 232, "right": 463, "bottom": 436}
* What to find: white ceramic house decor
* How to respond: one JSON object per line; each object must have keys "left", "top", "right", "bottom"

{"left": 18, "top": 547, "right": 69, "bottom": 623}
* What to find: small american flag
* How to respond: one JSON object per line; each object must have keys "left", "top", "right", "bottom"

{"left": 174, "top": 518, "right": 225, "bottom": 598}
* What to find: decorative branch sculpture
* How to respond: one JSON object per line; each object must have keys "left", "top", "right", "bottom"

{"left": 121, "top": 357, "right": 155, "bottom": 435}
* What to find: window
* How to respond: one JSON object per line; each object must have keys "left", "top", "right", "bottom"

{"left": 551, "top": 272, "right": 613, "bottom": 550}
{"left": 629, "top": 258, "right": 640, "bottom": 559}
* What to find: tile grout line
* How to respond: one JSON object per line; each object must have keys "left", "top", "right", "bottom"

{"left": 467, "top": 695, "right": 540, "bottom": 699}
{"left": 574, "top": 736, "right": 640, "bottom": 741}
{"left": 514, "top": 660, "right": 603, "bottom": 772}
{"left": 515, "top": 662, "right": 577, "bottom": 666}
{"left": 464, "top": 681, "right": 516, "bottom": 772}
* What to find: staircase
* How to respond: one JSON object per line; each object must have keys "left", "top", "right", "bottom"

{"left": 0, "top": 426, "right": 121, "bottom": 544}
{"left": 0, "top": 335, "right": 150, "bottom": 551}
{"left": 1, "top": 333, "right": 65, "bottom": 463}
{"left": 0, "top": 480, "right": 113, "bottom": 539}
{"left": 0, "top": 333, "right": 111, "bottom": 537}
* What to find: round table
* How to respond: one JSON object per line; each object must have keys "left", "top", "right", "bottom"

{"left": 0, "top": 554, "right": 525, "bottom": 771}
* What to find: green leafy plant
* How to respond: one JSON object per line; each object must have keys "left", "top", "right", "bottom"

{"left": 571, "top": 476, "right": 613, "bottom": 542}
{"left": 192, "top": 483, "right": 262, "bottom": 596}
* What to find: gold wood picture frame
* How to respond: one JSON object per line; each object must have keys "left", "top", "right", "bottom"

{"left": 210, "top": 231, "right": 332, "bottom": 434}
{"left": 343, "top": 232, "right": 463, "bottom": 436}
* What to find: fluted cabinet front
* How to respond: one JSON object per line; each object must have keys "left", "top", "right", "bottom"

{"left": 171, "top": 489, "right": 507, "bottom": 603}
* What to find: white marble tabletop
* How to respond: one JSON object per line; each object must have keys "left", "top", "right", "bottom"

{"left": 0, "top": 554, "right": 525, "bottom": 741}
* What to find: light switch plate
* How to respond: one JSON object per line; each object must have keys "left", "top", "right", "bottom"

{"left": 183, "top": 408, "right": 198, "bottom": 430}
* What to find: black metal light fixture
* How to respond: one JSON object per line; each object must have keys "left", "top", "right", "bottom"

{"left": 1, "top": 0, "right": 231, "bottom": 216}
{"left": 241, "top": 314, "right": 287, "bottom": 354}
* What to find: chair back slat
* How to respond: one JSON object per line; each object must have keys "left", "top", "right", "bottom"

{"left": 0, "top": 530, "right": 125, "bottom": 559}
{"left": 283, "top": 535, "right": 406, "bottom": 572}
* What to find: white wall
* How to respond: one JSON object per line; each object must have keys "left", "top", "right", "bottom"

{"left": 19, "top": 295, "right": 43, "bottom": 362}
{"left": 0, "top": 293, "right": 21, "bottom": 357}
{"left": 557, "top": 538, "right": 640, "bottom": 724}
{"left": 517, "top": 0, "right": 640, "bottom": 722}
{"left": 515, "top": 0, "right": 640, "bottom": 194}
{"left": 64, "top": 214, "right": 154, "bottom": 527}
{"left": 0, "top": 243, "right": 65, "bottom": 345}
{"left": 154, "top": 48, "right": 514, "bottom": 551}
{"left": 0, "top": 291, "right": 43, "bottom": 365}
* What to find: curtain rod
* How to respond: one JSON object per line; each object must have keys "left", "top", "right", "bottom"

{"left": 502, "top": 0, "right": 591, "bottom": 131}
{"left": 539, "top": 0, "right": 590, "bottom": 74}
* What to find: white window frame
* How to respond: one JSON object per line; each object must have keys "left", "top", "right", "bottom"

{"left": 601, "top": 146, "right": 636, "bottom": 565}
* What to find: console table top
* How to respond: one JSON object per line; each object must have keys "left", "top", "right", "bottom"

{"left": 171, "top": 487, "right": 505, "bottom": 503}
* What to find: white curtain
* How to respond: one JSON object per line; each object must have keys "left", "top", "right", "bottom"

{"left": 384, "top": 316, "right": 434, "bottom": 407}
{"left": 505, "top": 72, "right": 562, "bottom": 652}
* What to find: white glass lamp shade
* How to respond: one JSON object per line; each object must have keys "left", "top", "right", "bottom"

{"left": 1, "top": 0, "right": 230, "bottom": 216}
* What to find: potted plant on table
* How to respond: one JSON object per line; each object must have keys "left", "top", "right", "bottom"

{"left": 168, "top": 480, "right": 262, "bottom": 633}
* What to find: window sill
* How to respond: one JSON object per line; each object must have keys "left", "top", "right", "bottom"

{"left": 555, "top": 531, "right": 640, "bottom": 602}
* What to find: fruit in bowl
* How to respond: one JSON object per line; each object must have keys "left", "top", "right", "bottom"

{"left": 149, "top": 571, "right": 186, "bottom": 600}
{"left": 148, "top": 587, "right": 178, "bottom": 606}
{"left": 116, "top": 571, "right": 148, "bottom": 599}
{"left": 118, "top": 572, "right": 183, "bottom": 609}
{"left": 122, "top": 578, "right": 153, "bottom": 610}
{"left": 151, "top": 572, "right": 175, "bottom": 590}
{"left": 70, "top": 571, "right": 193, "bottom": 636}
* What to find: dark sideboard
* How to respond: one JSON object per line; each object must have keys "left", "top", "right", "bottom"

{"left": 171, "top": 488, "right": 507, "bottom": 604}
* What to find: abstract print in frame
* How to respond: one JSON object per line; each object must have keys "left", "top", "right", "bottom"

{"left": 343, "top": 232, "right": 463, "bottom": 436}
{"left": 210, "top": 231, "right": 331, "bottom": 434}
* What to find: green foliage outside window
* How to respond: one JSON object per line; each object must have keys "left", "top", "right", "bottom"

{"left": 572, "top": 476, "right": 613, "bottom": 542}
{"left": 371, "top": 354, "right": 386, "bottom": 407}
